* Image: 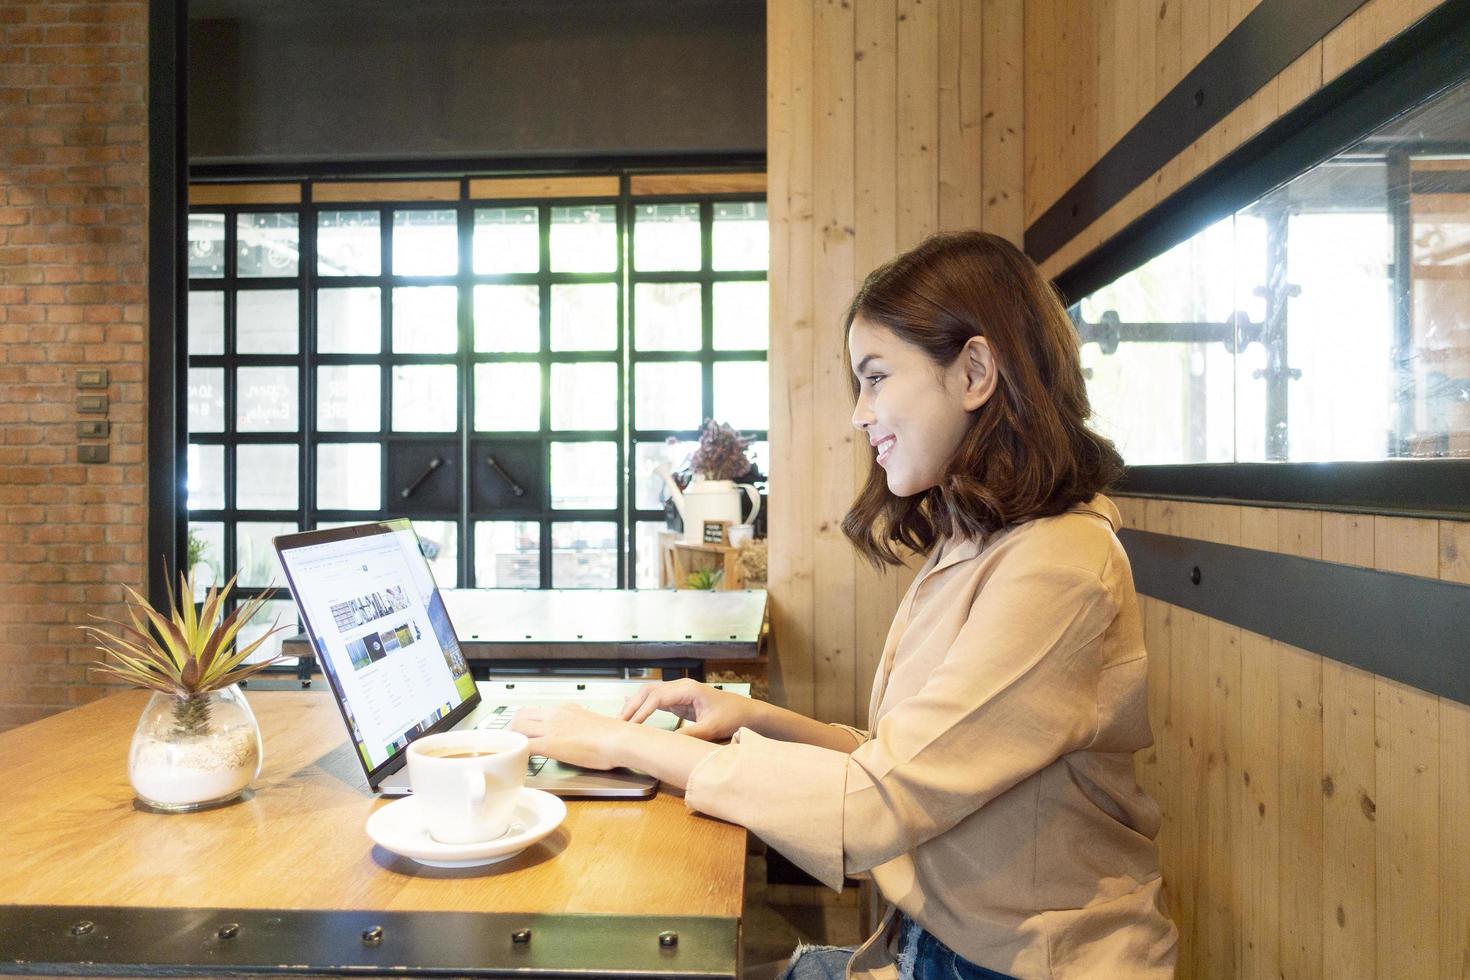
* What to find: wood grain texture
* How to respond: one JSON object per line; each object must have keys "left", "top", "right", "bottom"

{"left": 1128, "top": 499, "right": 1468, "bottom": 979}
{"left": 467, "top": 176, "right": 620, "bottom": 200}
{"left": 0, "top": 692, "right": 745, "bottom": 917}
{"left": 188, "top": 183, "right": 302, "bottom": 206}
{"left": 767, "top": 0, "right": 1012, "bottom": 727}
{"left": 628, "top": 173, "right": 767, "bottom": 197}
{"left": 314, "top": 181, "right": 461, "bottom": 203}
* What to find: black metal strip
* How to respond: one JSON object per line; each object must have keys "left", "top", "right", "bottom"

{"left": 1115, "top": 460, "right": 1470, "bottom": 519}
{"left": 0, "top": 906, "right": 737, "bottom": 978}
{"left": 1049, "top": 0, "right": 1470, "bottom": 303}
{"left": 146, "top": 0, "right": 188, "bottom": 602}
{"left": 190, "top": 153, "right": 767, "bottom": 182}
{"left": 1120, "top": 528, "right": 1470, "bottom": 705}
{"left": 1025, "top": 0, "right": 1369, "bottom": 265}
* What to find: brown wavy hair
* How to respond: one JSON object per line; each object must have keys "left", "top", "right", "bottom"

{"left": 841, "top": 231, "right": 1123, "bottom": 566}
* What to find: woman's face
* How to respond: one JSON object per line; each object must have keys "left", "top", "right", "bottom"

{"left": 848, "top": 316, "right": 997, "bottom": 498}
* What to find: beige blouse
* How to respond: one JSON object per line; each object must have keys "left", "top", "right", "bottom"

{"left": 685, "top": 495, "right": 1178, "bottom": 979}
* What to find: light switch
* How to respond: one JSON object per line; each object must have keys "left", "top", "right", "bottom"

{"left": 76, "top": 369, "right": 109, "bottom": 388}
{"left": 76, "top": 394, "right": 108, "bottom": 414}
{"left": 78, "top": 445, "right": 110, "bottom": 464}
{"left": 77, "top": 421, "right": 110, "bottom": 438}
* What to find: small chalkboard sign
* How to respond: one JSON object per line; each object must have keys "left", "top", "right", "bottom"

{"left": 702, "top": 519, "right": 731, "bottom": 545}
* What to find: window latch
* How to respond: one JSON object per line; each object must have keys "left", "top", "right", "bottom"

{"left": 485, "top": 455, "right": 526, "bottom": 497}
{"left": 399, "top": 456, "right": 444, "bottom": 499}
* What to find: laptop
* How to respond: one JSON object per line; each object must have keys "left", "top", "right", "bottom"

{"left": 273, "top": 519, "right": 675, "bottom": 798}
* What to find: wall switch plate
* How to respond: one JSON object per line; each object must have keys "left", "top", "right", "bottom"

{"left": 76, "top": 421, "right": 110, "bottom": 438}
{"left": 76, "top": 369, "right": 109, "bottom": 388}
{"left": 75, "top": 394, "right": 108, "bottom": 414}
{"left": 78, "top": 445, "right": 110, "bottom": 464}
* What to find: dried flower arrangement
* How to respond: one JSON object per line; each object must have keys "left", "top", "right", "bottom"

{"left": 687, "top": 419, "right": 755, "bottom": 481}
{"left": 84, "top": 571, "right": 290, "bottom": 735}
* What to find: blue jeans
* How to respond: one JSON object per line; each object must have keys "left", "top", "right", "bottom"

{"left": 781, "top": 915, "right": 1017, "bottom": 980}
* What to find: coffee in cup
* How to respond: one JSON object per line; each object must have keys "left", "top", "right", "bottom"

{"left": 406, "top": 730, "right": 530, "bottom": 844}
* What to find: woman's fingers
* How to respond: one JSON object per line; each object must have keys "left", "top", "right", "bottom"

{"left": 619, "top": 685, "right": 656, "bottom": 721}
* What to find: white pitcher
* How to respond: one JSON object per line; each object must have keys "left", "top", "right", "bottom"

{"left": 657, "top": 466, "right": 761, "bottom": 545}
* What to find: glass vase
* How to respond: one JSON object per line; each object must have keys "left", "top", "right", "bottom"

{"left": 127, "top": 684, "right": 262, "bottom": 812}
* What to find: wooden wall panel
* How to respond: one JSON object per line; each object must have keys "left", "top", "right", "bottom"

{"left": 1028, "top": 0, "right": 1445, "bottom": 282}
{"left": 1127, "top": 496, "right": 1469, "bottom": 979}
{"left": 766, "top": 0, "right": 1024, "bottom": 727}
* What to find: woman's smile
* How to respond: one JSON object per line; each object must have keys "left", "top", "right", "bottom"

{"left": 872, "top": 434, "right": 896, "bottom": 465}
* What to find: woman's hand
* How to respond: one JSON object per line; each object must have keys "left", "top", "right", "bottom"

{"left": 619, "top": 678, "right": 759, "bottom": 742}
{"left": 509, "top": 704, "right": 630, "bottom": 770}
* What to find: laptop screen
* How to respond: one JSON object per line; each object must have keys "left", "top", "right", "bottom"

{"left": 275, "top": 521, "right": 477, "bottom": 776}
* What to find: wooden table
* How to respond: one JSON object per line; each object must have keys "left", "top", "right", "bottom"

{"left": 281, "top": 588, "right": 770, "bottom": 682}
{"left": 0, "top": 690, "right": 747, "bottom": 977}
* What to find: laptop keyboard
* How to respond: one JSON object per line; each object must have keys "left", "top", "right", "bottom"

{"left": 477, "top": 708, "right": 549, "bottom": 776}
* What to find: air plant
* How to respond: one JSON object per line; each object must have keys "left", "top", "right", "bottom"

{"left": 83, "top": 570, "right": 291, "bottom": 735}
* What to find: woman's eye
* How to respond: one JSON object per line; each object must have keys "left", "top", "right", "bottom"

{"left": 866, "top": 374, "right": 884, "bottom": 387}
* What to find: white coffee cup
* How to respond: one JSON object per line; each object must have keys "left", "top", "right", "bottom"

{"left": 406, "top": 730, "right": 530, "bottom": 844}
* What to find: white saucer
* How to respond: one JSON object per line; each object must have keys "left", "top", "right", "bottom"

{"left": 366, "top": 787, "right": 567, "bottom": 868}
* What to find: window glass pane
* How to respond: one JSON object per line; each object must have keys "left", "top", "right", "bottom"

{"left": 186, "top": 443, "right": 224, "bottom": 511}
{"left": 634, "top": 282, "right": 702, "bottom": 350}
{"left": 235, "top": 444, "right": 297, "bottom": 510}
{"left": 316, "top": 443, "right": 382, "bottom": 510}
{"left": 237, "top": 366, "right": 299, "bottom": 432}
{"left": 473, "top": 206, "right": 539, "bottom": 273}
{"left": 747, "top": 439, "right": 769, "bottom": 478}
{"left": 473, "top": 284, "right": 540, "bottom": 353}
{"left": 551, "top": 521, "right": 617, "bottom": 588}
{"left": 550, "top": 362, "right": 617, "bottom": 431}
{"left": 317, "top": 365, "right": 381, "bottom": 432}
{"left": 188, "top": 290, "right": 224, "bottom": 355}
{"left": 392, "top": 364, "right": 457, "bottom": 431}
{"left": 317, "top": 210, "right": 381, "bottom": 276}
{"left": 412, "top": 520, "right": 459, "bottom": 588}
{"left": 635, "top": 520, "right": 669, "bottom": 589}
{"left": 634, "top": 202, "right": 701, "bottom": 271}
{"left": 392, "top": 286, "right": 458, "bottom": 354}
{"left": 550, "top": 442, "right": 617, "bottom": 509}
{"left": 1078, "top": 216, "right": 1237, "bottom": 464}
{"left": 238, "top": 598, "right": 298, "bottom": 666}
{"left": 237, "top": 521, "right": 296, "bottom": 588}
{"left": 187, "top": 521, "right": 225, "bottom": 600}
{"left": 713, "top": 361, "right": 768, "bottom": 431}
{"left": 550, "top": 283, "right": 617, "bottom": 351}
{"left": 474, "top": 521, "right": 540, "bottom": 588}
{"left": 188, "top": 367, "right": 224, "bottom": 433}
{"left": 318, "top": 287, "right": 381, "bottom": 353}
{"left": 713, "top": 281, "right": 768, "bottom": 350}
{"left": 635, "top": 361, "right": 701, "bottom": 430}
{"left": 634, "top": 440, "right": 697, "bottom": 510}
{"left": 188, "top": 213, "right": 226, "bottom": 278}
{"left": 236, "top": 289, "right": 299, "bottom": 354}
{"left": 712, "top": 201, "right": 768, "bottom": 271}
{"left": 236, "top": 212, "right": 299, "bottom": 278}
{"left": 550, "top": 204, "right": 616, "bottom": 272}
{"left": 474, "top": 362, "right": 541, "bottom": 431}
{"left": 393, "top": 209, "right": 458, "bottom": 276}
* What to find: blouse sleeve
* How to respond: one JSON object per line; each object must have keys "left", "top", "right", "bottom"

{"left": 683, "top": 557, "right": 1117, "bottom": 890}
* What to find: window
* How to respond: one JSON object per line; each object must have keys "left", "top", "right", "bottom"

{"left": 1073, "top": 76, "right": 1470, "bottom": 465}
{"left": 185, "top": 174, "right": 768, "bottom": 655}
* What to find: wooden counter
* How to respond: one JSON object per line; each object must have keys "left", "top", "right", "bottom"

{"left": 0, "top": 690, "right": 746, "bottom": 976}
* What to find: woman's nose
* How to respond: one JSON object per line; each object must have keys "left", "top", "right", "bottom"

{"left": 851, "top": 398, "right": 874, "bottom": 431}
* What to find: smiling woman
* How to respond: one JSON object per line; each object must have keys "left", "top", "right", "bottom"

{"left": 841, "top": 232, "right": 1125, "bottom": 565}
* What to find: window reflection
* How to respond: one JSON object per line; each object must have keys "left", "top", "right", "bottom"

{"left": 1075, "top": 78, "right": 1470, "bottom": 462}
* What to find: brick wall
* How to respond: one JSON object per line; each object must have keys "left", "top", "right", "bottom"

{"left": 0, "top": 0, "right": 150, "bottom": 731}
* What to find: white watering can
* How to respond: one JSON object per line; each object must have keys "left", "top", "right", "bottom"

{"left": 656, "top": 464, "right": 761, "bottom": 545}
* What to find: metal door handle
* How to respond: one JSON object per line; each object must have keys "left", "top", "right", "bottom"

{"left": 399, "top": 457, "right": 444, "bottom": 499}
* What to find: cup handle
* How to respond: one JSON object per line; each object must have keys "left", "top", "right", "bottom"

{"left": 463, "top": 770, "right": 487, "bottom": 814}
{"left": 743, "top": 484, "right": 761, "bottom": 525}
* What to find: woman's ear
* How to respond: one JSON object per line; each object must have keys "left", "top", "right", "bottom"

{"left": 959, "top": 336, "right": 997, "bottom": 412}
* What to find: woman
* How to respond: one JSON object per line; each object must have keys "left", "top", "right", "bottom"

{"left": 511, "top": 231, "right": 1178, "bottom": 979}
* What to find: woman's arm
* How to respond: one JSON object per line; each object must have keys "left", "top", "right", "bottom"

{"left": 619, "top": 678, "right": 865, "bottom": 752}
